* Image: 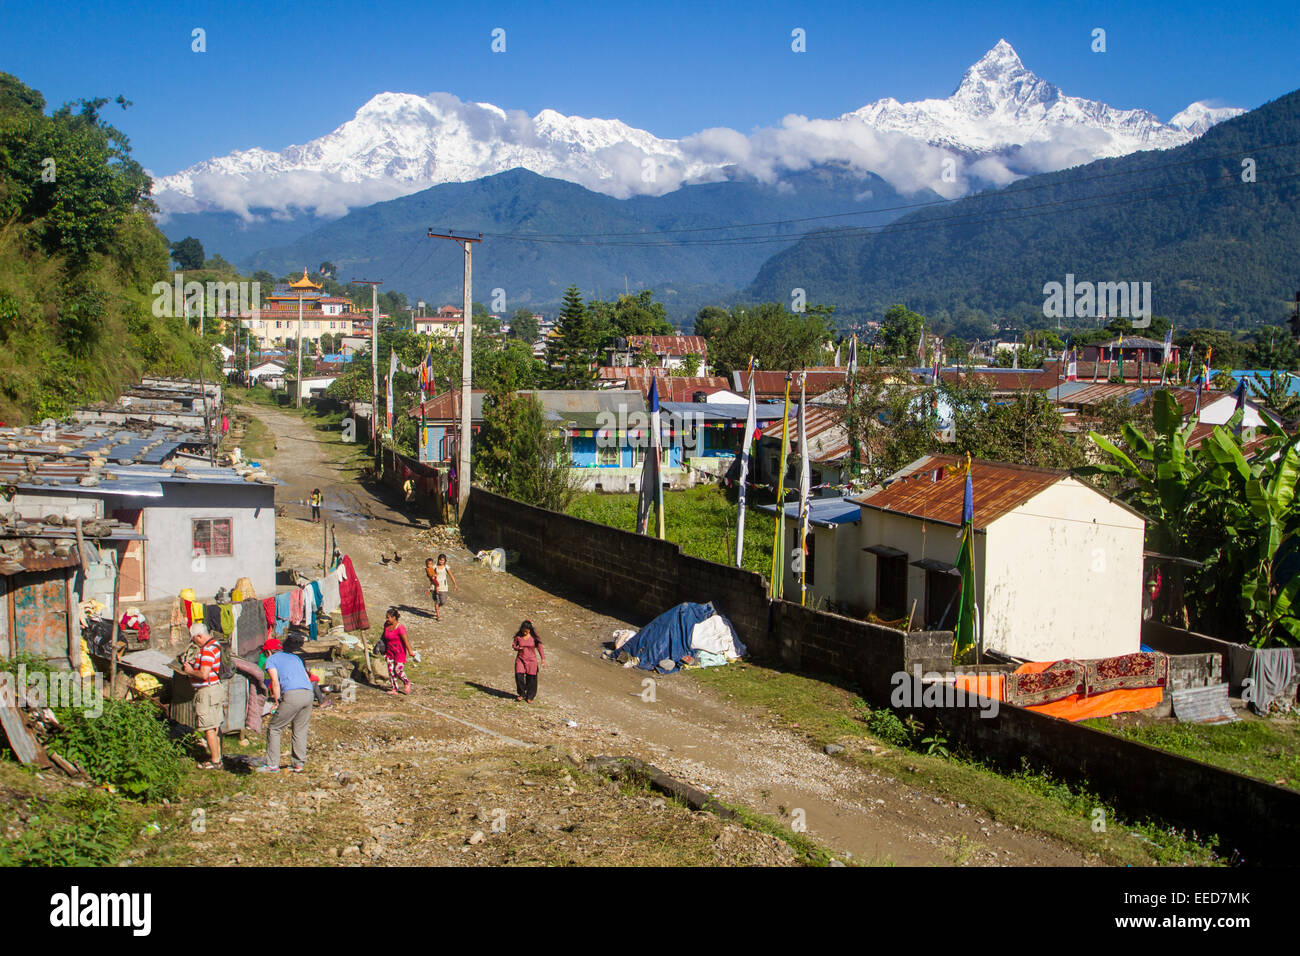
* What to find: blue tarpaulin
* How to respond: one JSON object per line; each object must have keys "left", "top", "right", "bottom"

{"left": 620, "top": 602, "right": 746, "bottom": 673}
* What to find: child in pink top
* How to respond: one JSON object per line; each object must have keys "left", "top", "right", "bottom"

{"left": 382, "top": 607, "right": 412, "bottom": 695}
{"left": 512, "top": 620, "right": 545, "bottom": 703}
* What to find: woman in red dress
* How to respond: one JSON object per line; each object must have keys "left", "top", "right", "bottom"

{"left": 512, "top": 620, "right": 545, "bottom": 703}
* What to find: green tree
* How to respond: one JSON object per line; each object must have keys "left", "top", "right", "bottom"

{"left": 947, "top": 384, "right": 1080, "bottom": 469}
{"left": 548, "top": 286, "right": 599, "bottom": 387}
{"left": 474, "top": 386, "right": 580, "bottom": 511}
{"left": 169, "top": 236, "right": 205, "bottom": 270}
{"left": 1248, "top": 325, "right": 1298, "bottom": 371}
{"left": 694, "top": 305, "right": 729, "bottom": 340}
{"left": 508, "top": 308, "right": 539, "bottom": 344}
{"left": 876, "top": 304, "right": 926, "bottom": 365}
{"left": 709, "top": 302, "right": 831, "bottom": 375}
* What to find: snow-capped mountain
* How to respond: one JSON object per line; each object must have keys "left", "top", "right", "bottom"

{"left": 842, "top": 40, "right": 1237, "bottom": 155}
{"left": 152, "top": 39, "right": 1242, "bottom": 219}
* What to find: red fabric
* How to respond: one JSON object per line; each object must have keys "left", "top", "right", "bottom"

{"left": 339, "top": 555, "right": 370, "bottom": 632}
{"left": 262, "top": 597, "right": 276, "bottom": 630}
{"left": 513, "top": 634, "right": 545, "bottom": 675}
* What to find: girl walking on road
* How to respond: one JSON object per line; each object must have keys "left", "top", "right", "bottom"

{"left": 426, "top": 554, "right": 458, "bottom": 622}
{"left": 382, "top": 607, "right": 413, "bottom": 696}
{"left": 309, "top": 488, "right": 323, "bottom": 523}
{"left": 512, "top": 620, "right": 545, "bottom": 703}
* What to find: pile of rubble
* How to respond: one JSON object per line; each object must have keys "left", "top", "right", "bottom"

{"left": 416, "top": 524, "right": 464, "bottom": 550}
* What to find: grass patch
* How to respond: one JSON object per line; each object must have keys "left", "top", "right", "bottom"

{"left": 1081, "top": 714, "right": 1300, "bottom": 792}
{"left": 690, "top": 661, "right": 1224, "bottom": 866}
{"left": 569, "top": 485, "right": 776, "bottom": 575}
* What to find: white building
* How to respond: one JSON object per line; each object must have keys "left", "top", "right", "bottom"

{"left": 776, "top": 455, "right": 1147, "bottom": 662}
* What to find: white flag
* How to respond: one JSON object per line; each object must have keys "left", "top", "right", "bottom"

{"left": 735, "top": 363, "right": 757, "bottom": 567}
{"left": 797, "top": 372, "right": 811, "bottom": 603}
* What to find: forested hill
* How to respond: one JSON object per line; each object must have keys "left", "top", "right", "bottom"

{"left": 235, "top": 165, "right": 932, "bottom": 321}
{"left": 0, "top": 72, "right": 209, "bottom": 423}
{"left": 747, "top": 88, "right": 1300, "bottom": 329}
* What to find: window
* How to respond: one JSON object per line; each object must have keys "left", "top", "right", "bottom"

{"left": 876, "top": 553, "right": 907, "bottom": 616}
{"left": 192, "top": 518, "right": 233, "bottom": 557}
{"left": 598, "top": 444, "right": 619, "bottom": 466}
{"left": 924, "top": 567, "right": 961, "bottom": 629}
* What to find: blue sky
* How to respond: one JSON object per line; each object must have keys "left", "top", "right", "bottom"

{"left": 2, "top": 0, "right": 1296, "bottom": 176}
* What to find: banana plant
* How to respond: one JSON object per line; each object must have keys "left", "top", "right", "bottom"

{"left": 1202, "top": 422, "right": 1300, "bottom": 646}
{"left": 1080, "top": 390, "right": 1226, "bottom": 559}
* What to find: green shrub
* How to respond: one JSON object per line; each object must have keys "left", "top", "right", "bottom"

{"left": 0, "top": 789, "right": 131, "bottom": 867}
{"left": 52, "top": 699, "right": 185, "bottom": 802}
{"left": 866, "top": 707, "right": 912, "bottom": 747}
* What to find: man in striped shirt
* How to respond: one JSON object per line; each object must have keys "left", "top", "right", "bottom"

{"left": 182, "top": 622, "right": 226, "bottom": 770}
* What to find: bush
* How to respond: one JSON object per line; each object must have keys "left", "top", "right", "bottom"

{"left": 0, "top": 789, "right": 131, "bottom": 867}
{"left": 866, "top": 707, "right": 912, "bottom": 747}
{"left": 52, "top": 699, "right": 185, "bottom": 802}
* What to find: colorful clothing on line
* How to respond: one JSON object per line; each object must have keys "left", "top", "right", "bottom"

{"left": 274, "top": 592, "right": 293, "bottom": 636}
{"left": 219, "top": 603, "right": 235, "bottom": 637}
{"left": 289, "top": 588, "right": 305, "bottom": 626}
{"left": 262, "top": 597, "right": 276, "bottom": 631}
{"left": 321, "top": 572, "right": 342, "bottom": 615}
{"left": 338, "top": 556, "right": 369, "bottom": 632}
{"left": 204, "top": 604, "right": 223, "bottom": 636}
{"left": 308, "top": 581, "right": 323, "bottom": 641}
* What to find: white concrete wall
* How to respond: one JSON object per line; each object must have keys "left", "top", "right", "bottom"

{"left": 981, "top": 478, "right": 1144, "bottom": 661}
{"left": 779, "top": 517, "right": 850, "bottom": 609}
{"left": 141, "top": 482, "right": 276, "bottom": 601}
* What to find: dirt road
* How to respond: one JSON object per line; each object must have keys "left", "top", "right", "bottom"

{"left": 245, "top": 402, "right": 1093, "bottom": 866}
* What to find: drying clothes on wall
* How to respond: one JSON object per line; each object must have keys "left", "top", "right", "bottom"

{"left": 233, "top": 658, "right": 268, "bottom": 733}
{"left": 204, "top": 603, "right": 223, "bottom": 636}
{"left": 170, "top": 597, "right": 186, "bottom": 638}
{"left": 237, "top": 598, "right": 267, "bottom": 657}
{"left": 1003, "top": 653, "right": 1168, "bottom": 708}
{"left": 1247, "top": 647, "right": 1296, "bottom": 715}
{"left": 219, "top": 603, "right": 235, "bottom": 637}
{"left": 338, "top": 555, "right": 369, "bottom": 633}
{"left": 234, "top": 577, "right": 257, "bottom": 601}
{"left": 262, "top": 597, "right": 276, "bottom": 632}
{"left": 290, "top": 588, "right": 305, "bottom": 626}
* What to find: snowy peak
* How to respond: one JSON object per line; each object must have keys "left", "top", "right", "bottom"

{"left": 842, "top": 39, "right": 1228, "bottom": 156}
{"left": 152, "top": 39, "right": 1243, "bottom": 220}
{"left": 1168, "top": 100, "right": 1246, "bottom": 135}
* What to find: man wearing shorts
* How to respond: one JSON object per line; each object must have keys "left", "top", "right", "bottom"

{"left": 183, "top": 622, "right": 226, "bottom": 769}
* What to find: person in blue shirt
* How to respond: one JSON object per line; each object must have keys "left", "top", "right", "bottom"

{"left": 258, "top": 639, "right": 315, "bottom": 773}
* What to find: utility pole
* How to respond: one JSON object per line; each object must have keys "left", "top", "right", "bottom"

{"left": 352, "top": 279, "right": 383, "bottom": 459}
{"left": 428, "top": 230, "right": 482, "bottom": 517}
{"left": 296, "top": 287, "right": 304, "bottom": 408}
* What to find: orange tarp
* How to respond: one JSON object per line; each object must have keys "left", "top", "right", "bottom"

{"left": 953, "top": 673, "right": 1005, "bottom": 701}
{"left": 955, "top": 660, "right": 1164, "bottom": 722}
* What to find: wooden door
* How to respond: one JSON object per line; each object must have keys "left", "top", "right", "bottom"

{"left": 10, "top": 571, "right": 68, "bottom": 662}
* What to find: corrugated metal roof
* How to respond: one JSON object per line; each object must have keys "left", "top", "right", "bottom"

{"left": 731, "top": 369, "right": 848, "bottom": 399}
{"left": 852, "top": 455, "right": 1066, "bottom": 530}
{"left": 757, "top": 495, "right": 862, "bottom": 527}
